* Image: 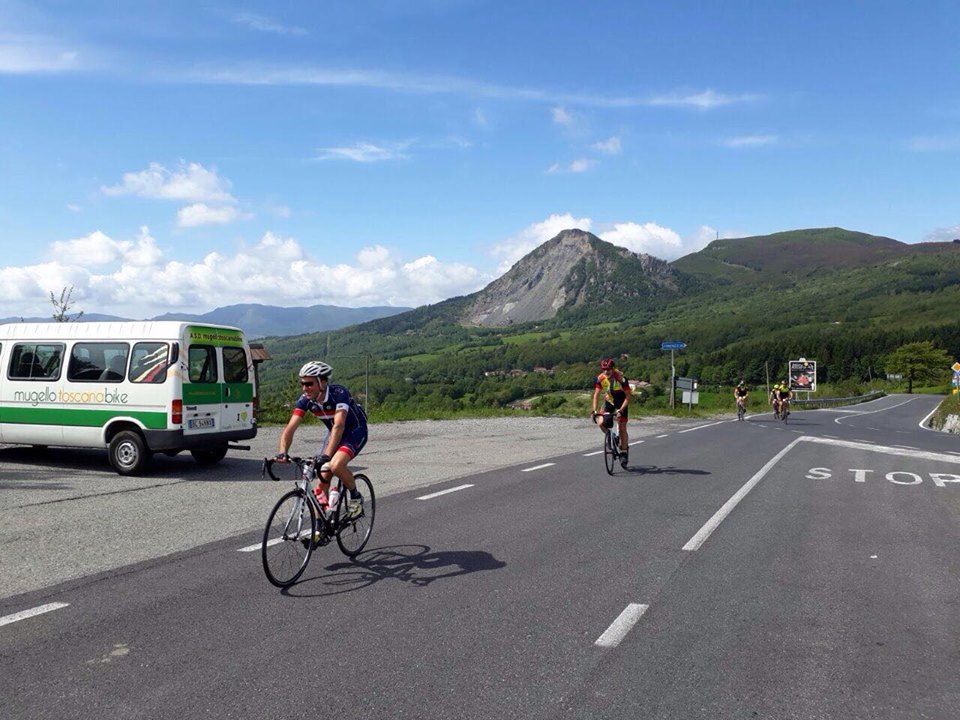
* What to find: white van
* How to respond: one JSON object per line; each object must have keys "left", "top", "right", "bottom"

{"left": 0, "top": 321, "right": 258, "bottom": 475}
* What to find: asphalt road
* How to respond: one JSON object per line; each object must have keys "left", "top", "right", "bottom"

{"left": 2, "top": 395, "right": 958, "bottom": 719}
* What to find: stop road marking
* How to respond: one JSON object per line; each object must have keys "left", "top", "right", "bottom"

{"left": 806, "top": 467, "right": 960, "bottom": 487}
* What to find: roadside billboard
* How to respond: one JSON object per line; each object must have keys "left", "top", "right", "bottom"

{"left": 789, "top": 359, "right": 817, "bottom": 392}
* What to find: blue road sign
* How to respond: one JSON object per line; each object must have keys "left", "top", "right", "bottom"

{"left": 661, "top": 341, "right": 686, "bottom": 350}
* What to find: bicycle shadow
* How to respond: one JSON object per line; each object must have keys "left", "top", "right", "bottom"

{"left": 282, "top": 544, "right": 506, "bottom": 597}
{"left": 622, "top": 465, "right": 712, "bottom": 477}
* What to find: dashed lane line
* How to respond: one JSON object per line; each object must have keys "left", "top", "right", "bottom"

{"left": 417, "top": 484, "right": 475, "bottom": 500}
{"left": 595, "top": 603, "right": 650, "bottom": 648}
{"left": 0, "top": 602, "right": 69, "bottom": 628}
{"left": 521, "top": 463, "right": 555, "bottom": 472}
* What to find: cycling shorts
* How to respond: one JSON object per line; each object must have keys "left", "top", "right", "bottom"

{"left": 603, "top": 400, "right": 628, "bottom": 426}
{"left": 327, "top": 425, "right": 368, "bottom": 459}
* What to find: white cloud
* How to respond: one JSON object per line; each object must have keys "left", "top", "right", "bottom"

{"left": 177, "top": 203, "right": 249, "bottom": 228}
{"left": 0, "top": 230, "right": 488, "bottom": 318}
{"left": 922, "top": 224, "right": 960, "bottom": 242}
{"left": 316, "top": 142, "right": 410, "bottom": 162}
{"left": 102, "top": 161, "right": 237, "bottom": 204}
{"left": 647, "top": 90, "right": 757, "bottom": 110}
{"left": 592, "top": 136, "right": 622, "bottom": 155}
{"left": 185, "top": 64, "right": 758, "bottom": 112}
{"left": 908, "top": 135, "right": 960, "bottom": 152}
{"left": 721, "top": 134, "right": 778, "bottom": 148}
{"left": 547, "top": 158, "right": 595, "bottom": 174}
{"left": 231, "top": 12, "right": 308, "bottom": 36}
{"left": 0, "top": 34, "right": 84, "bottom": 74}
{"left": 599, "top": 222, "right": 683, "bottom": 258}
{"left": 50, "top": 230, "right": 129, "bottom": 267}
{"left": 552, "top": 106, "right": 575, "bottom": 127}
{"left": 491, "top": 214, "right": 593, "bottom": 273}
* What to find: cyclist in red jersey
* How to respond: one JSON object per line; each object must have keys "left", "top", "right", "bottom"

{"left": 591, "top": 357, "right": 632, "bottom": 468}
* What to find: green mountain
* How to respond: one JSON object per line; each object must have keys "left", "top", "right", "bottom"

{"left": 255, "top": 228, "right": 960, "bottom": 420}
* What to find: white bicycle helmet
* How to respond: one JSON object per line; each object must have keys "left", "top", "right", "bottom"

{"left": 299, "top": 361, "right": 332, "bottom": 379}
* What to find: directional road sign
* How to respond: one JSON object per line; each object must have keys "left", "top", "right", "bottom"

{"left": 952, "top": 361, "right": 960, "bottom": 373}
{"left": 661, "top": 341, "right": 686, "bottom": 350}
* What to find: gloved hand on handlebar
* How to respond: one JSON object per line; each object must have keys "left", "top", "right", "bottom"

{"left": 315, "top": 453, "right": 331, "bottom": 466}
{"left": 273, "top": 452, "right": 289, "bottom": 463}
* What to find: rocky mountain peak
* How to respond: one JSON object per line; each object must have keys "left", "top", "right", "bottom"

{"left": 461, "top": 228, "right": 679, "bottom": 327}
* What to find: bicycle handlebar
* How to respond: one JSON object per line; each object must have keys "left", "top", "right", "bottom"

{"left": 262, "top": 455, "right": 315, "bottom": 482}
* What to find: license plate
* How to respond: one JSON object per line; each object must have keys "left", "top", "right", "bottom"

{"left": 188, "top": 417, "right": 216, "bottom": 430}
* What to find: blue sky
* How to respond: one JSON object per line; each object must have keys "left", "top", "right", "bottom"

{"left": 2, "top": 0, "right": 959, "bottom": 319}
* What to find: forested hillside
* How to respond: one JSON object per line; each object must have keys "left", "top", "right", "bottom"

{"left": 255, "top": 228, "right": 960, "bottom": 421}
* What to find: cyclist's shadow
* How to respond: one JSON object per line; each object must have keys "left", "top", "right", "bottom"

{"left": 624, "top": 465, "right": 711, "bottom": 477}
{"left": 283, "top": 544, "right": 506, "bottom": 597}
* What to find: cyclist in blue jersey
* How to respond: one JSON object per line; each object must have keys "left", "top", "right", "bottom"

{"left": 275, "top": 361, "right": 367, "bottom": 518}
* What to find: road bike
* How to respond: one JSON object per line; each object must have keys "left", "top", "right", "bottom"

{"left": 595, "top": 411, "right": 626, "bottom": 475}
{"left": 261, "top": 456, "right": 376, "bottom": 588}
{"left": 736, "top": 396, "right": 747, "bottom": 421}
{"left": 779, "top": 399, "right": 790, "bottom": 424}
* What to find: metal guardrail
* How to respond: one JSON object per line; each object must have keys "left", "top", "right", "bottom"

{"left": 791, "top": 390, "right": 885, "bottom": 410}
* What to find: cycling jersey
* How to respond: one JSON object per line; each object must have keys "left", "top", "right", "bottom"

{"left": 735, "top": 387, "right": 748, "bottom": 397}
{"left": 294, "top": 383, "right": 368, "bottom": 457}
{"left": 595, "top": 370, "right": 630, "bottom": 404}
{"left": 776, "top": 388, "right": 792, "bottom": 400}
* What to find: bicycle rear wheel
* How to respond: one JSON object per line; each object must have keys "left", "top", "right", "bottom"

{"left": 262, "top": 489, "right": 316, "bottom": 587}
{"left": 603, "top": 430, "right": 616, "bottom": 475}
{"left": 337, "top": 473, "right": 376, "bottom": 557}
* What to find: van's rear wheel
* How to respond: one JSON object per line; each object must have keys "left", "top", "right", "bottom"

{"left": 191, "top": 445, "right": 228, "bottom": 466}
{"left": 109, "top": 431, "right": 150, "bottom": 476}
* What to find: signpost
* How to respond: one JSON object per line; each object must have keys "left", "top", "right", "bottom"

{"left": 661, "top": 341, "right": 686, "bottom": 409}
{"left": 953, "top": 361, "right": 960, "bottom": 394}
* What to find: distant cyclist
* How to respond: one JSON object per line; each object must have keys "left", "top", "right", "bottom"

{"left": 769, "top": 382, "right": 781, "bottom": 417}
{"left": 275, "top": 361, "right": 367, "bottom": 518}
{"left": 733, "top": 380, "right": 749, "bottom": 419}
{"left": 591, "top": 357, "right": 632, "bottom": 468}
{"left": 775, "top": 381, "right": 793, "bottom": 418}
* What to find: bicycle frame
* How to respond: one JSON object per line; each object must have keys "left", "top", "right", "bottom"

{"left": 264, "top": 457, "right": 347, "bottom": 538}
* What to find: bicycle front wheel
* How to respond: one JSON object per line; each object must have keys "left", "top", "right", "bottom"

{"left": 262, "top": 489, "right": 316, "bottom": 587}
{"left": 603, "top": 431, "right": 616, "bottom": 475}
{"left": 337, "top": 473, "right": 375, "bottom": 557}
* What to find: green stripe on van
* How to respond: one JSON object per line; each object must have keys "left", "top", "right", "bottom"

{"left": 182, "top": 383, "right": 253, "bottom": 404}
{"left": 0, "top": 406, "right": 167, "bottom": 429}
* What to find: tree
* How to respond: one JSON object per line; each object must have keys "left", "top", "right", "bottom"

{"left": 884, "top": 341, "right": 953, "bottom": 393}
{"left": 51, "top": 286, "right": 84, "bottom": 322}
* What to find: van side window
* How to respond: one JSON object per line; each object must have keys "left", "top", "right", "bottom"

{"left": 188, "top": 345, "right": 218, "bottom": 383}
{"left": 10, "top": 343, "right": 64, "bottom": 380}
{"left": 68, "top": 342, "right": 130, "bottom": 382}
{"left": 130, "top": 342, "right": 170, "bottom": 383}
{"left": 223, "top": 347, "right": 249, "bottom": 383}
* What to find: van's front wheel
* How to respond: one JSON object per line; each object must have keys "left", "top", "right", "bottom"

{"left": 191, "top": 445, "right": 228, "bottom": 466}
{"left": 109, "top": 431, "right": 150, "bottom": 476}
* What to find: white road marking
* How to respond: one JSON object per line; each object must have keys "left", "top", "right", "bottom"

{"left": 239, "top": 530, "right": 311, "bottom": 552}
{"left": 585, "top": 440, "right": 642, "bottom": 456}
{"left": 595, "top": 603, "right": 649, "bottom": 648}
{"left": 0, "top": 602, "right": 69, "bottom": 627}
{"left": 656, "top": 434, "right": 669, "bottom": 439}
{"left": 521, "top": 463, "right": 555, "bottom": 472}
{"left": 834, "top": 396, "right": 918, "bottom": 425}
{"left": 417, "top": 484, "right": 475, "bottom": 499}
{"left": 678, "top": 420, "right": 728, "bottom": 434}
{"left": 684, "top": 435, "right": 960, "bottom": 553}
{"left": 683, "top": 437, "right": 804, "bottom": 551}
{"left": 919, "top": 404, "right": 940, "bottom": 432}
